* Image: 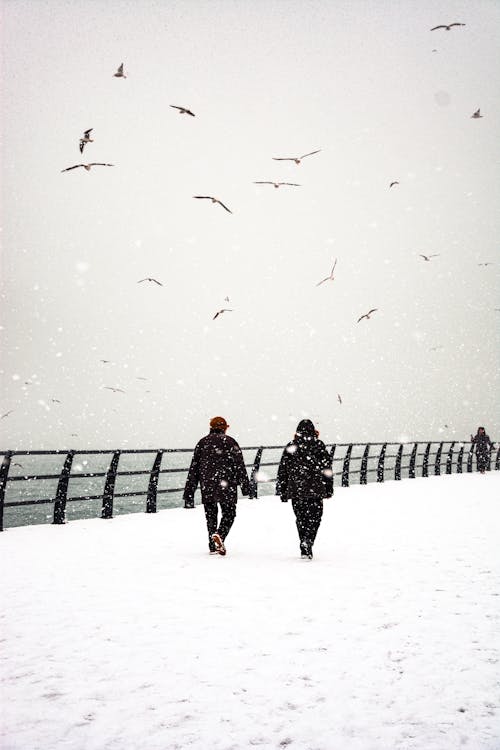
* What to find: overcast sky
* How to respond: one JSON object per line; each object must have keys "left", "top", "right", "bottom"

{"left": 1, "top": 0, "right": 499, "bottom": 451}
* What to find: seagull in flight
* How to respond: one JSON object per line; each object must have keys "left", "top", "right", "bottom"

{"left": 471, "top": 109, "right": 483, "bottom": 119}
{"left": 51, "top": 399, "right": 61, "bottom": 403}
{"left": 419, "top": 253, "right": 440, "bottom": 261}
{"left": 430, "top": 22, "right": 465, "bottom": 31}
{"left": 138, "top": 278, "right": 163, "bottom": 286}
{"left": 170, "top": 105, "right": 195, "bottom": 117}
{"left": 272, "top": 150, "right": 321, "bottom": 165}
{"left": 103, "top": 386, "right": 126, "bottom": 393}
{"left": 478, "top": 262, "right": 494, "bottom": 266}
{"left": 12, "top": 462, "right": 24, "bottom": 469}
{"left": 357, "top": 308, "right": 378, "bottom": 323}
{"left": 337, "top": 394, "right": 342, "bottom": 405}
{"left": 1, "top": 410, "right": 13, "bottom": 419}
{"left": 61, "top": 163, "right": 114, "bottom": 173}
{"left": 79, "top": 129, "right": 93, "bottom": 154}
{"left": 100, "top": 359, "right": 112, "bottom": 364}
{"left": 213, "top": 309, "right": 233, "bottom": 320}
{"left": 389, "top": 181, "right": 399, "bottom": 189}
{"left": 253, "top": 181, "right": 301, "bottom": 188}
{"left": 193, "top": 196, "right": 232, "bottom": 213}
{"left": 114, "top": 63, "right": 127, "bottom": 78}
{"left": 316, "top": 258, "right": 338, "bottom": 287}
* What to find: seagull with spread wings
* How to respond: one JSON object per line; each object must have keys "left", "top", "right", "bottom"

{"left": 253, "top": 181, "right": 301, "bottom": 188}
{"left": 389, "top": 181, "right": 399, "bottom": 189}
{"left": 61, "top": 163, "right": 114, "bottom": 172}
{"left": 114, "top": 63, "right": 127, "bottom": 78}
{"left": 1, "top": 410, "right": 13, "bottom": 419}
{"left": 79, "top": 129, "right": 94, "bottom": 154}
{"left": 138, "top": 278, "right": 163, "bottom": 286}
{"left": 337, "top": 394, "right": 342, "bottom": 405}
{"left": 193, "top": 196, "right": 232, "bottom": 213}
{"left": 471, "top": 109, "right": 483, "bottom": 119}
{"left": 103, "top": 386, "right": 126, "bottom": 393}
{"left": 316, "top": 258, "right": 338, "bottom": 287}
{"left": 357, "top": 309, "right": 378, "bottom": 323}
{"left": 419, "top": 253, "right": 440, "bottom": 261}
{"left": 272, "top": 150, "right": 321, "bottom": 165}
{"left": 430, "top": 22, "right": 465, "bottom": 31}
{"left": 170, "top": 105, "right": 195, "bottom": 117}
{"left": 213, "top": 309, "right": 233, "bottom": 320}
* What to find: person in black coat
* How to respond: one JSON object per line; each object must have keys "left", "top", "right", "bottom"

{"left": 470, "top": 427, "right": 495, "bottom": 473}
{"left": 183, "top": 416, "right": 250, "bottom": 555}
{"left": 276, "top": 419, "right": 333, "bottom": 559}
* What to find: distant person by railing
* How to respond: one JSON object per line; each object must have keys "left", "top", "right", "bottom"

{"left": 470, "top": 427, "right": 495, "bottom": 474}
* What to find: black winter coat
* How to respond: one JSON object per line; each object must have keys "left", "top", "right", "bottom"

{"left": 471, "top": 432, "right": 494, "bottom": 457}
{"left": 276, "top": 436, "right": 333, "bottom": 502}
{"left": 183, "top": 430, "right": 250, "bottom": 506}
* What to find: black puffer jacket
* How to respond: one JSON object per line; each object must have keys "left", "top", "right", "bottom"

{"left": 276, "top": 423, "right": 333, "bottom": 502}
{"left": 183, "top": 429, "right": 250, "bottom": 506}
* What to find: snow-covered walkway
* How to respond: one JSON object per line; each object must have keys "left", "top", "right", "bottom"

{"left": 1, "top": 474, "right": 499, "bottom": 750}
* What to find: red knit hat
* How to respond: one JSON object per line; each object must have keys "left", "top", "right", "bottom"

{"left": 210, "top": 416, "right": 228, "bottom": 431}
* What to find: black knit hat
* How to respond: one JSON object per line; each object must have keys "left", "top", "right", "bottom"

{"left": 295, "top": 419, "right": 316, "bottom": 439}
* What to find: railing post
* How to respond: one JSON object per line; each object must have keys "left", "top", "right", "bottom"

{"left": 146, "top": 450, "right": 163, "bottom": 513}
{"left": 495, "top": 446, "right": 500, "bottom": 472}
{"left": 0, "top": 451, "right": 12, "bottom": 532}
{"left": 102, "top": 450, "right": 120, "bottom": 519}
{"left": 466, "top": 443, "right": 474, "bottom": 473}
{"left": 394, "top": 444, "right": 403, "bottom": 480}
{"left": 409, "top": 442, "right": 418, "bottom": 478}
{"left": 445, "top": 442, "right": 455, "bottom": 475}
{"left": 456, "top": 445, "right": 464, "bottom": 473}
{"left": 422, "top": 443, "right": 431, "bottom": 477}
{"left": 360, "top": 445, "right": 370, "bottom": 484}
{"left": 53, "top": 450, "right": 75, "bottom": 525}
{"left": 487, "top": 445, "right": 492, "bottom": 472}
{"left": 377, "top": 443, "right": 387, "bottom": 482}
{"left": 249, "top": 447, "right": 263, "bottom": 499}
{"left": 434, "top": 441, "right": 444, "bottom": 476}
{"left": 341, "top": 444, "right": 353, "bottom": 487}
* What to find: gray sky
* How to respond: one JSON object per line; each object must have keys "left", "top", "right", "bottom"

{"left": 1, "top": 0, "right": 499, "bottom": 450}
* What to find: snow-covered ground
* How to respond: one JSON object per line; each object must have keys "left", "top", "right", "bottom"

{"left": 1, "top": 473, "right": 499, "bottom": 750}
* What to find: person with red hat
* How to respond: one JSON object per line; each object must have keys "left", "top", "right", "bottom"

{"left": 183, "top": 416, "right": 250, "bottom": 555}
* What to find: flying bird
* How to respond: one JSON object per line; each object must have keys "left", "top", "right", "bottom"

{"left": 114, "top": 63, "right": 126, "bottom": 78}
{"left": 253, "top": 181, "right": 301, "bottom": 188}
{"left": 357, "top": 309, "right": 378, "bottom": 323}
{"left": 478, "top": 262, "right": 494, "bottom": 266}
{"left": 103, "top": 386, "right": 126, "bottom": 393}
{"left": 12, "top": 463, "right": 24, "bottom": 469}
{"left": 136, "top": 377, "right": 148, "bottom": 381}
{"left": 170, "top": 105, "right": 195, "bottom": 116}
{"left": 138, "top": 278, "right": 163, "bottom": 286}
{"left": 337, "top": 394, "right": 342, "bottom": 405}
{"left": 1, "top": 410, "right": 13, "bottom": 419}
{"left": 193, "top": 196, "right": 232, "bottom": 213}
{"left": 272, "top": 150, "right": 321, "bottom": 164}
{"left": 430, "top": 23, "right": 465, "bottom": 31}
{"left": 51, "top": 399, "right": 61, "bottom": 403}
{"left": 224, "top": 296, "right": 230, "bottom": 302}
{"left": 100, "top": 359, "right": 112, "bottom": 364}
{"left": 79, "top": 129, "right": 93, "bottom": 154}
{"left": 61, "top": 163, "right": 114, "bottom": 172}
{"left": 471, "top": 109, "right": 483, "bottom": 119}
{"left": 213, "top": 309, "right": 233, "bottom": 320}
{"left": 419, "top": 253, "right": 440, "bottom": 261}
{"left": 316, "top": 258, "right": 338, "bottom": 287}
{"left": 389, "top": 181, "right": 399, "bottom": 189}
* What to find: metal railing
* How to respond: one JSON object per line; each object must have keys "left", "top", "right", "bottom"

{"left": 0, "top": 440, "right": 498, "bottom": 531}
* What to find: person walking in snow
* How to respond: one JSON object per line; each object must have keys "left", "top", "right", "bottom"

{"left": 183, "top": 416, "right": 250, "bottom": 555}
{"left": 276, "top": 419, "right": 333, "bottom": 559}
{"left": 470, "top": 427, "right": 495, "bottom": 474}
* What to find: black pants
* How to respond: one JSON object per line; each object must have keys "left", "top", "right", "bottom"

{"left": 204, "top": 500, "right": 237, "bottom": 549}
{"left": 476, "top": 451, "right": 489, "bottom": 472}
{"left": 291, "top": 497, "right": 323, "bottom": 549}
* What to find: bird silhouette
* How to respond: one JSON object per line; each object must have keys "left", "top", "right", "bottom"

{"left": 170, "top": 105, "right": 195, "bottom": 116}
{"left": 357, "top": 309, "right": 378, "bottom": 323}
{"left": 193, "top": 196, "right": 232, "bottom": 213}
{"left": 103, "top": 386, "right": 125, "bottom": 393}
{"left": 213, "top": 309, "right": 233, "bottom": 320}
{"left": 389, "top": 181, "right": 399, "bottom": 189}
{"left": 61, "top": 163, "right": 114, "bottom": 172}
{"left": 471, "top": 109, "right": 483, "bottom": 119}
{"left": 79, "top": 128, "right": 94, "bottom": 154}
{"left": 478, "top": 262, "right": 494, "bottom": 266}
{"left": 100, "top": 359, "right": 112, "bottom": 364}
{"left": 337, "top": 394, "right": 342, "bottom": 405}
{"left": 51, "top": 399, "right": 61, "bottom": 403}
{"left": 430, "top": 23, "right": 465, "bottom": 31}
{"left": 272, "top": 150, "right": 321, "bottom": 164}
{"left": 253, "top": 181, "right": 301, "bottom": 188}
{"left": 138, "top": 278, "right": 163, "bottom": 286}
{"left": 316, "top": 259, "right": 338, "bottom": 287}
{"left": 419, "top": 254, "right": 440, "bottom": 261}
{"left": 1, "top": 410, "right": 13, "bottom": 419}
{"left": 114, "top": 63, "right": 126, "bottom": 78}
